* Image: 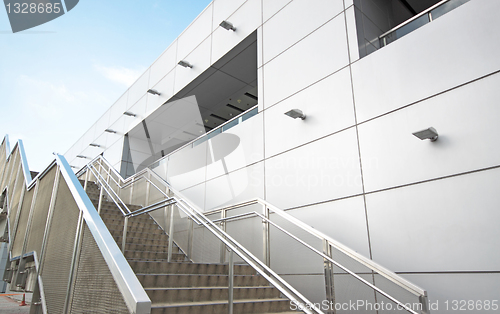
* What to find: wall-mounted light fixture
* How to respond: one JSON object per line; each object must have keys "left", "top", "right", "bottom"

{"left": 104, "top": 129, "right": 117, "bottom": 134}
{"left": 284, "top": 109, "right": 306, "bottom": 120}
{"left": 76, "top": 155, "right": 90, "bottom": 159}
{"left": 178, "top": 60, "right": 193, "bottom": 68}
{"left": 412, "top": 127, "right": 438, "bottom": 142}
{"left": 89, "top": 143, "right": 101, "bottom": 148}
{"left": 220, "top": 20, "right": 236, "bottom": 31}
{"left": 70, "top": 165, "right": 78, "bottom": 169}
{"left": 123, "top": 111, "right": 137, "bottom": 117}
{"left": 147, "top": 89, "right": 161, "bottom": 96}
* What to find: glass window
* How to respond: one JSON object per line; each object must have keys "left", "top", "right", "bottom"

{"left": 242, "top": 107, "right": 258, "bottom": 122}
{"left": 431, "top": 0, "right": 469, "bottom": 20}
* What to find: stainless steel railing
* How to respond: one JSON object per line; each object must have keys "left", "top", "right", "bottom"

{"left": 78, "top": 154, "right": 429, "bottom": 314}
{"left": 79, "top": 155, "right": 321, "bottom": 314}
{"left": 379, "top": 0, "right": 470, "bottom": 47}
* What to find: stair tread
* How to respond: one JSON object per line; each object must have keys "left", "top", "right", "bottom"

{"left": 145, "top": 286, "right": 273, "bottom": 291}
{"left": 83, "top": 181, "right": 299, "bottom": 313}
{"left": 137, "top": 274, "right": 261, "bottom": 277}
{"left": 152, "top": 298, "right": 290, "bottom": 308}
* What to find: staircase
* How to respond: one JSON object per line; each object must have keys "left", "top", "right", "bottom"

{"left": 83, "top": 181, "right": 300, "bottom": 314}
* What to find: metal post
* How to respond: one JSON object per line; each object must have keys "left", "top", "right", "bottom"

{"left": 83, "top": 169, "right": 89, "bottom": 192}
{"left": 228, "top": 249, "right": 234, "bottom": 314}
{"left": 63, "top": 210, "right": 84, "bottom": 314}
{"left": 263, "top": 205, "right": 270, "bottom": 267}
{"left": 97, "top": 181, "right": 104, "bottom": 215}
{"left": 187, "top": 219, "right": 193, "bottom": 261}
{"left": 145, "top": 172, "right": 150, "bottom": 206}
{"left": 106, "top": 172, "right": 111, "bottom": 195}
{"left": 164, "top": 205, "right": 169, "bottom": 236}
{"left": 167, "top": 205, "right": 175, "bottom": 262}
{"left": 323, "top": 239, "right": 335, "bottom": 314}
{"left": 419, "top": 293, "right": 430, "bottom": 314}
{"left": 220, "top": 209, "right": 226, "bottom": 264}
{"left": 122, "top": 216, "right": 129, "bottom": 253}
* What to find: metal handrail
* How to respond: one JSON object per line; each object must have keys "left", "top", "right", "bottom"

{"left": 172, "top": 197, "right": 321, "bottom": 314}
{"left": 83, "top": 155, "right": 321, "bottom": 314}
{"left": 214, "top": 210, "right": 421, "bottom": 313}
{"left": 88, "top": 164, "right": 130, "bottom": 215}
{"left": 80, "top": 154, "right": 428, "bottom": 312}
{"left": 379, "top": 0, "right": 450, "bottom": 39}
{"left": 143, "top": 160, "right": 427, "bottom": 310}
{"left": 56, "top": 155, "right": 151, "bottom": 313}
{"left": 144, "top": 105, "right": 259, "bottom": 170}
{"left": 206, "top": 198, "right": 427, "bottom": 298}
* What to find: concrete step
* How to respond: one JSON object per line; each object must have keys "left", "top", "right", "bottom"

{"left": 130, "top": 261, "right": 256, "bottom": 275}
{"left": 119, "top": 230, "right": 169, "bottom": 241}
{"left": 146, "top": 286, "right": 281, "bottom": 303}
{"left": 113, "top": 236, "right": 170, "bottom": 247}
{"left": 150, "top": 299, "right": 293, "bottom": 314}
{"left": 137, "top": 274, "right": 269, "bottom": 288}
{"left": 106, "top": 222, "right": 165, "bottom": 235}
{"left": 122, "top": 243, "right": 176, "bottom": 253}
{"left": 102, "top": 217, "right": 159, "bottom": 230}
{"left": 101, "top": 213, "right": 154, "bottom": 223}
{"left": 125, "top": 248, "right": 184, "bottom": 260}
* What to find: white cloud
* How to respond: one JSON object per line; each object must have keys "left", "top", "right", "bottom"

{"left": 3, "top": 75, "right": 111, "bottom": 171}
{"left": 94, "top": 65, "right": 145, "bottom": 87}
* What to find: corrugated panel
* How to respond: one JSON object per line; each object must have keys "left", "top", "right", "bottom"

{"left": 7, "top": 161, "right": 26, "bottom": 227}
{"left": 5, "top": 148, "right": 21, "bottom": 204}
{"left": 11, "top": 188, "right": 34, "bottom": 258}
{"left": 40, "top": 176, "right": 81, "bottom": 314}
{"left": 0, "top": 149, "right": 15, "bottom": 189}
{"left": 25, "top": 166, "right": 56, "bottom": 256}
{"left": 70, "top": 223, "right": 130, "bottom": 314}
{"left": 0, "top": 141, "right": 7, "bottom": 188}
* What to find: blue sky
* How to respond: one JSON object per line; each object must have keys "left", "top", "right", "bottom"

{"left": 0, "top": 0, "right": 212, "bottom": 171}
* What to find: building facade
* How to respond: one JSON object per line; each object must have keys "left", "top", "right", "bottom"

{"left": 55, "top": 0, "right": 500, "bottom": 311}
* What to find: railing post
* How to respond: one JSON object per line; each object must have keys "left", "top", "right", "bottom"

{"left": 167, "top": 205, "right": 175, "bottom": 262}
{"left": 83, "top": 169, "right": 89, "bottom": 192}
{"left": 187, "top": 219, "right": 193, "bottom": 261}
{"left": 419, "top": 293, "right": 430, "bottom": 314}
{"left": 63, "top": 210, "right": 85, "bottom": 314}
{"left": 129, "top": 178, "right": 134, "bottom": 205}
{"left": 220, "top": 209, "right": 226, "bottom": 264}
{"left": 323, "top": 239, "right": 335, "bottom": 314}
{"left": 122, "top": 216, "right": 129, "bottom": 253}
{"left": 97, "top": 180, "right": 104, "bottom": 215}
{"left": 145, "top": 172, "right": 150, "bottom": 206}
{"left": 228, "top": 249, "right": 234, "bottom": 314}
{"left": 263, "top": 205, "right": 270, "bottom": 267}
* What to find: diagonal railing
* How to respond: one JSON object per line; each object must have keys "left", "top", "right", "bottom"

{"left": 1, "top": 133, "right": 430, "bottom": 313}
{"left": 79, "top": 155, "right": 322, "bottom": 314}
{"left": 78, "top": 154, "right": 430, "bottom": 314}
{"left": 379, "top": 0, "right": 470, "bottom": 47}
